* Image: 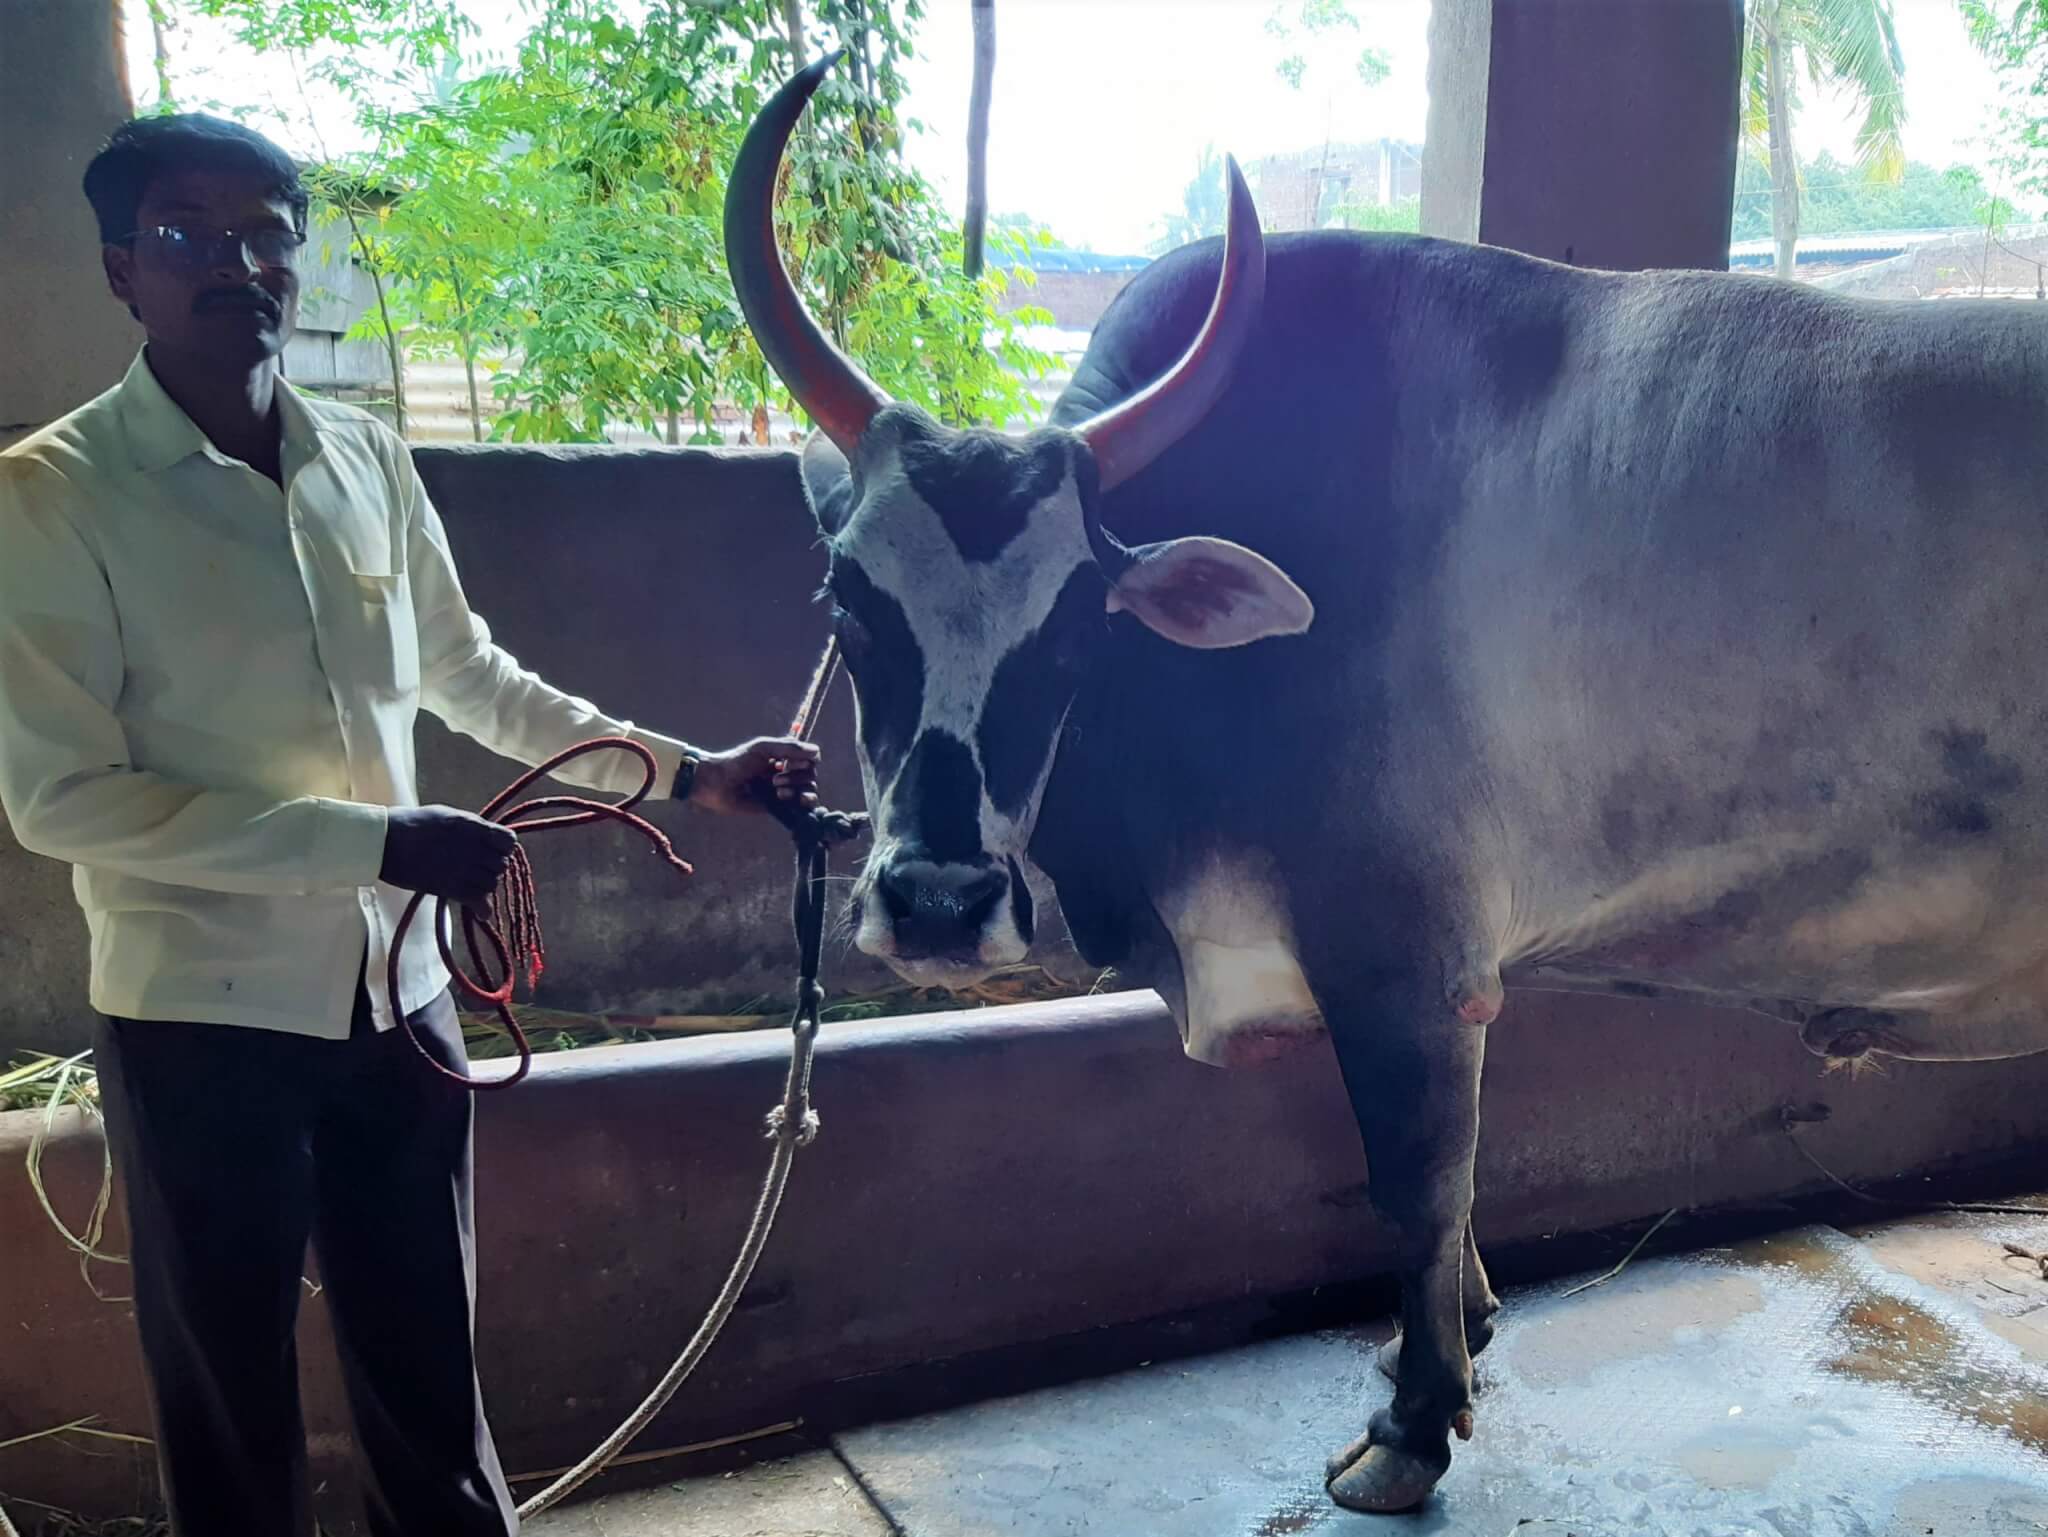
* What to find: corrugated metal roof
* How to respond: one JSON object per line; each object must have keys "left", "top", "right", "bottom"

{"left": 990, "top": 248, "right": 1151, "bottom": 274}
{"left": 1727, "top": 228, "right": 1968, "bottom": 258}
{"left": 1727, "top": 225, "right": 2048, "bottom": 273}
{"left": 1725, "top": 227, "right": 1975, "bottom": 271}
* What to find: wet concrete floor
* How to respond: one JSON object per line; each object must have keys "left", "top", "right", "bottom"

{"left": 532, "top": 1206, "right": 2048, "bottom": 1536}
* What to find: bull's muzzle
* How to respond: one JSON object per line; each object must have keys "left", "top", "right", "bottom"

{"left": 873, "top": 857, "right": 1009, "bottom": 962}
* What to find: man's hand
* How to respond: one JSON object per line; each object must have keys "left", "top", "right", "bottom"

{"left": 687, "top": 738, "right": 822, "bottom": 816}
{"left": 380, "top": 805, "right": 518, "bottom": 905}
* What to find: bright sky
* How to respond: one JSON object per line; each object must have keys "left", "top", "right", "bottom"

{"left": 125, "top": 0, "right": 2021, "bottom": 255}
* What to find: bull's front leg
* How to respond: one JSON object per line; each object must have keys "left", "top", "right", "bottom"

{"left": 1376, "top": 1221, "right": 1499, "bottom": 1380}
{"left": 1319, "top": 976, "right": 1487, "bottom": 1514}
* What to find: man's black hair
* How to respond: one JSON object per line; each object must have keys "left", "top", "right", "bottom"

{"left": 82, "top": 113, "right": 309, "bottom": 245}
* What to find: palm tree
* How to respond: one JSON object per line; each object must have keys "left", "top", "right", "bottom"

{"left": 1743, "top": 0, "right": 1907, "bottom": 278}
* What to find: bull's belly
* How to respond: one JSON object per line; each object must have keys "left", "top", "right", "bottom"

{"left": 1123, "top": 835, "right": 2048, "bottom": 1066}
{"left": 1509, "top": 842, "right": 2048, "bottom": 1061}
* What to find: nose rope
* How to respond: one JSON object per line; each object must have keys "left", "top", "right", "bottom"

{"left": 379, "top": 636, "right": 862, "bottom": 1519}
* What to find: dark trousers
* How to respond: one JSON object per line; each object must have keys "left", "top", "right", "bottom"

{"left": 94, "top": 982, "right": 519, "bottom": 1537}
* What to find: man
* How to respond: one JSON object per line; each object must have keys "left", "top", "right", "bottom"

{"left": 0, "top": 114, "right": 818, "bottom": 1535}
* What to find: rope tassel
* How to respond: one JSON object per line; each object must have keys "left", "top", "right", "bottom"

{"left": 489, "top": 843, "right": 546, "bottom": 993}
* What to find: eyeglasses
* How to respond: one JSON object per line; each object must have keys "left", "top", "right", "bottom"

{"left": 119, "top": 225, "right": 307, "bottom": 272}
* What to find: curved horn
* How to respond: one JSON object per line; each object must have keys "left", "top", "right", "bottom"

{"left": 1079, "top": 155, "right": 1265, "bottom": 492}
{"left": 725, "top": 53, "right": 890, "bottom": 455}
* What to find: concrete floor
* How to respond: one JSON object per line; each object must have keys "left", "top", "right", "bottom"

{"left": 529, "top": 1205, "right": 2048, "bottom": 1537}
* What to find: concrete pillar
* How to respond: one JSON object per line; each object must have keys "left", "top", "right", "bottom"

{"left": 2, "top": 0, "right": 139, "bottom": 446}
{"left": 1423, "top": 0, "right": 1744, "bottom": 272}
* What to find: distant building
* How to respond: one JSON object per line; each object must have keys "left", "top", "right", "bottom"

{"left": 986, "top": 138, "right": 1422, "bottom": 337}
{"left": 1247, "top": 139, "right": 1422, "bottom": 233}
{"left": 991, "top": 246, "right": 1151, "bottom": 331}
{"left": 285, "top": 213, "right": 393, "bottom": 397}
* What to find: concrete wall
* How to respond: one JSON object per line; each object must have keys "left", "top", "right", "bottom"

{"left": 1814, "top": 226, "right": 2048, "bottom": 300}
{"left": 8, "top": 989, "right": 2048, "bottom": 1521}
{"left": 0, "top": 445, "right": 903, "bottom": 1058}
{"left": 0, "top": 0, "right": 139, "bottom": 446}
{"left": 1425, "top": 0, "right": 1744, "bottom": 270}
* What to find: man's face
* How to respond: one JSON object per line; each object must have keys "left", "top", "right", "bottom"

{"left": 102, "top": 168, "right": 301, "bottom": 367}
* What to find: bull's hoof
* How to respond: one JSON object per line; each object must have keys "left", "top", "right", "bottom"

{"left": 1325, "top": 1440, "right": 1450, "bottom": 1514}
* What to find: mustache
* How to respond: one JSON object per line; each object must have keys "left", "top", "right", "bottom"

{"left": 194, "top": 286, "right": 282, "bottom": 318}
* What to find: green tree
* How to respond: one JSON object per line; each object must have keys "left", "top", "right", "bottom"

{"left": 178, "top": 0, "right": 1051, "bottom": 443}
{"left": 1331, "top": 194, "right": 1420, "bottom": 234}
{"left": 1963, "top": 0, "right": 2048, "bottom": 211}
{"left": 1742, "top": 0, "right": 1908, "bottom": 277}
{"left": 1730, "top": 153, "right": 1995, "bottom": 242}
{"left": 1263, "top": 0, "right": 1388, "bottom": 94}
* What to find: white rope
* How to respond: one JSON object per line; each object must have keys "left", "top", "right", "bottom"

{"left": 514, "top": 1016, "right": 820, "bottom": 1519}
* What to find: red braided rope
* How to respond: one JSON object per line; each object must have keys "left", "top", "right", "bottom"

{"left": 392, "top": 642, "right": 843, "bottom": 1092}
{"left": 390, "top": 736, "right": 690, "bottom": 1090}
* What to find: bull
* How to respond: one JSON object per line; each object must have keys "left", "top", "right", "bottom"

{"left": 725, "top": 59, "right": 2048, "bottom": 1512}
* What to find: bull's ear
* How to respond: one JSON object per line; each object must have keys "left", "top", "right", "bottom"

{"left": 799, "top": 431, "right": 855, "bottom": 536}
{"left": 1106, "top": 537, "right": 1314, "bottom": 649}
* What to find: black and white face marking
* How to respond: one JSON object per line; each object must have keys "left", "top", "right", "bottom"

{"left": 810, "top": 407, "right": 1108, "bottom": 986}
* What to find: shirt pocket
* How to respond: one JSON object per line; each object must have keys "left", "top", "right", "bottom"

{"left": 345, "top": 568, "right": 422, "bottom": 701}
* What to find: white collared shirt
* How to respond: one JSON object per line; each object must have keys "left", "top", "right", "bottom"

{"left": 0, "top": 352, "right": 689, "bottom": 1037}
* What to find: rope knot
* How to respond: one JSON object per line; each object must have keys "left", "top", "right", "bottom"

{"left": 764, "top": 1102, "right": 821, "bottom": 1145}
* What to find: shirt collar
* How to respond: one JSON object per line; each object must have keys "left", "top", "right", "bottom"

{"left": 116, "top": 350, "right": 211, "bottom": 472}
{"left": 116, "top": 349, "right": 325, "bottom": 474}
{"left": 273, "top": 377, "right": 325, "bottom": 469}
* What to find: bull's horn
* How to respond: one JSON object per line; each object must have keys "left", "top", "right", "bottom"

{"left": 725, "top": 53, "right": 891, "bottom": 455}
{"left": 1079, "top": 155, "right": 1265, "bottom": 492}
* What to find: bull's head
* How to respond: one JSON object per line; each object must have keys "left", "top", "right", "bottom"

{"left": 729, "top": 57, "right": 1313, "bottom": 988}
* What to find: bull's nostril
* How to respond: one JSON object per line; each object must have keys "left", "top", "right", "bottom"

{"left": 875, "top": 860, "right": 1009, "bottom": 953}
{"left": 877, "top": 869, "right": 916, "bottom": 922}
{"left": 957, "top": 868, "right": 1005, "bottom": 930}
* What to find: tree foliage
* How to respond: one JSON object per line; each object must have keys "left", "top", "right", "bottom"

{"left": 1731, "top": 153, "right": 2001, "bottom": 242}
{"left": 1963, "top": 0, "right": 2048, "bottom": 212}
{"left": 1332, "top": 194, "right": 1420, "bottom": 234}
{"left": 1263, "top": 0, "right": 1388, "bottom": 94}
{"left": 176, "top": 0, "right": 1051, "bottom": 442}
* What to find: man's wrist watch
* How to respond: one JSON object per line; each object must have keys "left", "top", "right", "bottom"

{"left": 673, "top": 751, "right": 701, "bottom": 803}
